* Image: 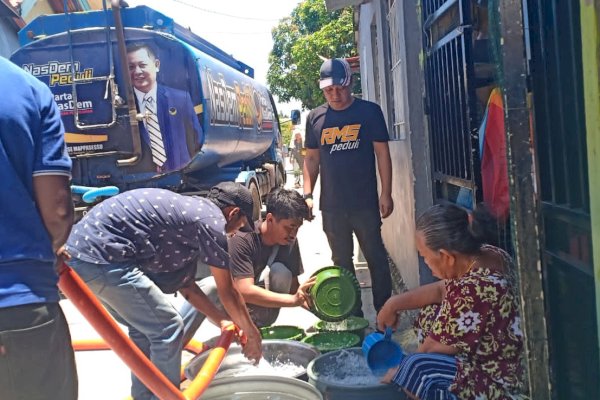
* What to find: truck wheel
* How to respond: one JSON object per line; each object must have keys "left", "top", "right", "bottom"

{"left": 277, "top": 166, "right": 285, "bottom": 188}
{"left": 249, "top": 182, "right": 261, "bottom": 221}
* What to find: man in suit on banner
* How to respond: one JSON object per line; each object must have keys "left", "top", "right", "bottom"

{"left": 127, "top": 43, "right": 203, "bottom": 172}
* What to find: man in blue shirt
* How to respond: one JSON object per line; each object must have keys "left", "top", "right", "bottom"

{"left": 0, "top": 56, "right": 77, "bottom": 399}
{"left": 65, "top": 182, "right": 262, "bottom": 400}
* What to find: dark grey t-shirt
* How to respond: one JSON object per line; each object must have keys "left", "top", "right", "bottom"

{"left": 304, "top": 98, "right": 389, "bottom": 212}
{"left": 228, "top": 221, "right": 303, "bottom": 283}
{"left": 66, "top": 188, "right": 230, "bottom": 274}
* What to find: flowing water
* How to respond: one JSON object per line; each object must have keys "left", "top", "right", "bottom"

{"left": 319, "top": 319, "right": 354, "bottom": 331}
{"left": 316, "top": 349, "right": 383, "bottom": 386}
{"left": 215, "top": 356, "right": 305, "bottom": 379}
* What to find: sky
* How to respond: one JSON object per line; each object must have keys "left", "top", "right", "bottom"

{"left": 127, "top": 0, "right": 303, "bottom": 114}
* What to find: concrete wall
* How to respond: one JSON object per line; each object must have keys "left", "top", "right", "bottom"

{"left": 20, "top": 0, "right": 117, "bottom": 22}
{"left": 401, "top": 0, "right": 435, "bottom": 285}
{"left": 20, "top": 0, "right": 52, "bottom": 22}
{"left": 0, "top": 19, "right": 19, "bottom": 58}
{"left": 357, "top": 0, "right": 420, "bottom": 289}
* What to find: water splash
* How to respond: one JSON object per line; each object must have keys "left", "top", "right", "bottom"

{"left": 216, "top": 357, "right": 305, "bottom": 379}
{"left": 316, "top": 349, "right": 383, "bottom": 386}
{"left": 319, "top": 319, "right": 353, "bottom": 331}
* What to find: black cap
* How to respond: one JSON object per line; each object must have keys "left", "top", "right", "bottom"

{"left": 207, "top": 182, "right": 255, "bottom": 231}
{"left": 319, "top": 58, "right": 352, "bottom": 89}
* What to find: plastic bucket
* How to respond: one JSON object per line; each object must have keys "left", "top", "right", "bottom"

{"left": 197, "top": 375, "right": 323, "bottom": 399}
{"left": 309, "top": 266, "right": 360, "bottom": 322}
{"left": 362, "top": 328, "right": 404, "bottom": 374}
{"left": 260, "top": 325, "right": 305, "bottom": 341}
{"left": 302, "top": 332, "right": 360, "bottom": 353}
{"left": 307, "top": 347, "right": 399, "bottom": 400}
{"left": 314, "top": 316, "right": 370, "bottom": 340}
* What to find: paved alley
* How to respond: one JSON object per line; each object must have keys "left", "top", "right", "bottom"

{"left": 63, "top": 166, "right": 379, "bottom": 399}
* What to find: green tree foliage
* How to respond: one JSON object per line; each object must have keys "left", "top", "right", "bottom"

{"left": 279, "top": 114, "right": 293, "bottom": 150}
{"left": 267, "top": 0, "right": 356, "bottom": 110}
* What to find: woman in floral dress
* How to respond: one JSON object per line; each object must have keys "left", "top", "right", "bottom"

{"left": 377, "top": 204, "right": 524, "bottom": 400}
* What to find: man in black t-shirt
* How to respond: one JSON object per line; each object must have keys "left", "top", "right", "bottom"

{"left": 303, "top": 58, "right": 394, "bottom": 314}
{"left": 200, "top": 188, "right": 315, "bottom": 327}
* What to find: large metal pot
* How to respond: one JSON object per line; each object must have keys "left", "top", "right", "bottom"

{"left": 195, "top": 375, "right": 323, "bottom": 400}
{"left": 185, "top": 339, "right": 320, "bottom": 381}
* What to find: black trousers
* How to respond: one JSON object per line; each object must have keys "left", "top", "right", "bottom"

{"left": 322, "top": 207, "right": 392, "bottom": 312}
{"left": 0, "top": 302, "right": 78, "bottom": 400}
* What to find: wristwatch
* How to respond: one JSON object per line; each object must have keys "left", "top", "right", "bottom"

{"left": 303, "top": 193, "right": 313, "bottom": 200}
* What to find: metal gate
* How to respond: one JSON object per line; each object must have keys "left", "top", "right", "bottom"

{"left": 526, "top": 0, "right": 599, "bottom": 397}
{"left": 422, "top": 0, "right": 481, "bottom": 207}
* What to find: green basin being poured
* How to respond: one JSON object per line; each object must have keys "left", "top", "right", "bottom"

{"left": 302, "top": 332, "right": 360, "bottom": 353}
{"left": 309, "top": 266, "right": 360, "bottom": 322}
{"left": 260, "top": 325, "right": 305, "bottom": 341}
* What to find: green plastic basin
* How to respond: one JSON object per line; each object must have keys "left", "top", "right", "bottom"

{"left": 260, "top": 325, "right": 305, "bottom": 341}
{"left": 301, "top": 332, "right": 360, "bottom": 353}
{"left": 309, "top": 266, "right": 360, "bottom": 322}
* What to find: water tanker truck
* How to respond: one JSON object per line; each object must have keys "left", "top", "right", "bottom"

{"left": 10, "top": 2, "right": 286, "bottom": 219}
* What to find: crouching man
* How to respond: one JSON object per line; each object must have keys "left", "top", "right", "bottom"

{"left": 201, "top": 188, "right": 315, "bottom": 327}
{"left": 64, "top": 182, "right": 262, "bottom": 400}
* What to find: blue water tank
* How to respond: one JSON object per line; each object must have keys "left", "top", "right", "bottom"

{"left": 11, "top": 6, "right": 280, "bottom": 188}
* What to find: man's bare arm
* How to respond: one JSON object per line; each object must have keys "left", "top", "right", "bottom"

{"left": 234, "top": 276, "right": 315, "bottom": 308}
{"left": 303, "top": 148, "right": 320, "bottom": 219}
{"left": 178, "top": 281, "right": 230, "bottom": 325}
{"left": 302, "top": 148, "right": 320, "bottom": 196}
{"left": 33, "top": 175, "right": 73, "bottom": 254}
{"left": 373, "top": 141, "right": 394, "bottom": 218}
{"left": 211, "top": 266, "right": 262, "bottom": 362}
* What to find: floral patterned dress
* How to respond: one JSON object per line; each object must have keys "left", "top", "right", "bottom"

{"left": 416, "top": 246, "right": 524, "bottom": 399}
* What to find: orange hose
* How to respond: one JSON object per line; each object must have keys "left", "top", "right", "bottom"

{"left": 72, "top": 337, "right": 209, "bottom": 382}
{"left": 180, "top": 339, "right": 210, "bottom": 382}
{"left": 72, "top": 338, "right": 111, "bottom": 351}
{"left": 58, "top": 264, "right": 185, "bottom": 400}
{"left": 72, "top": 338, "right": 208, "bottom": 354}
{"left": 184, "top": 338, "right": 208, "bottom": 355}
{"left": 61, "top": 263, "right": 233, "bottom": 399}
{"left": 183, "top": 326, "right": 235, "bottom": 399}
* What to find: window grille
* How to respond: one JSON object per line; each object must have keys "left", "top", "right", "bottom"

{"left": 387, "top": 0, "right": 407, "bottom": 140}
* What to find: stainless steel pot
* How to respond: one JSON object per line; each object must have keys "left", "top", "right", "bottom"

{"left": 184, "top": 339, "right": 321, "bottom": 381}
